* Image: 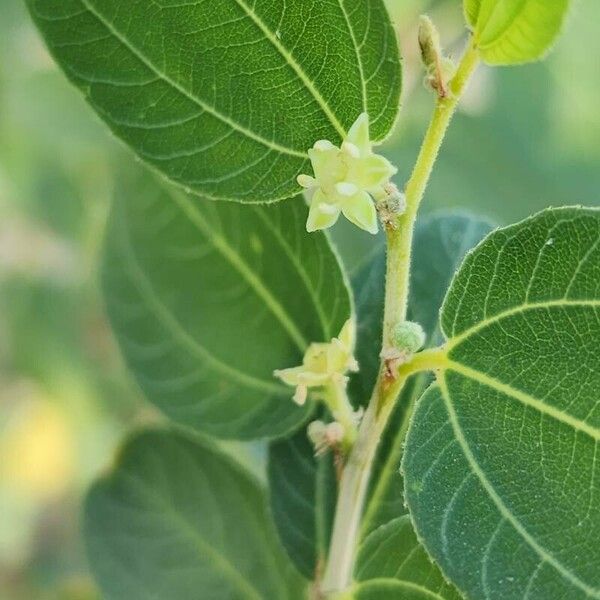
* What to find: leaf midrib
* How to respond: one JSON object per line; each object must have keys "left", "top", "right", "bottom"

{"left": 76, "top": 0, "right": 308, "bottom": 158}
{"left": 446, "top": 361, "right": 600, "bottom": 441}
{"left": 337, "top": 0, "right": 367, "bottom": 114}
{"left": 232, "top": 0, "right": 347, "bottom": 139}
{"left": 438, "top": 377, "right": 600, "bottom": 599}
{"left": 115, "top": 207, "right": 290, "bottom": 396}
{"left": 446, "top": 298, "right": 600, "bottom": 347}
{"left": 114, "top": 471, "right": 265, "bottom": 600}
{"left": 252, "top": 206, "right": 333, "bottom": 339}
{"left": 168, "top": 189, "right": 309, "bottom": 351}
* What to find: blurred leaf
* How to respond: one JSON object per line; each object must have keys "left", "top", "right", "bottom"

{"left": 267, "top": 426, "right": 337, "bottom": 579}
{"left": 465, "top": 0, "right": 570, "bottom": 65}
{"left": 102, "top": 171, "right": 351, "bottom": 439}
{"left": 390, "top": 64, "right": 600, "bottom": 226}
{"left": 404, "top": 207, "right": 600, "bottom": 599}
{"left": 85, "top": 429, "right": 306, "bottom": 600}
{"left": 26, "top": 0, "right": 401, "bottom": 202}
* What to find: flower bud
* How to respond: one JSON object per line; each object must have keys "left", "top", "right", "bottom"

{"left": 418, "top": 15, "right": 456, "bottom": 98}
{"left": 392, "top": 321, "right": 426, "bottom": 355}
{"left": 418, "top": 15, "right": 442, "bottom": 72}
{"left": 307, "top": 420, "right": 345, "bottom": 456}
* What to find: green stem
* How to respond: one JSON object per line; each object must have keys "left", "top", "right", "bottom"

{"left": 320, "top": 351, "right": 445, "bottom": 593}
{"left": 383, "top": 37, "right": 480, "bottom": 346}
{"left": 321, "top": 36, "right": 479, "bottom": 595}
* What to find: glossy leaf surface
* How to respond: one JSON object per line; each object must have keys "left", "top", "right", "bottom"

{"left": 27, "top": 0, "right": 401, "bottom": 202}
{"left": 267, "top": 426, "right": 337, "bottom": 579}
{"left": 465, "top": 0, "right": 570, "bottom": 65}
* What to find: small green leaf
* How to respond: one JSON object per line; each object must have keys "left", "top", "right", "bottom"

{"left": 26, "top": 0, "right": 401, "bottom": 202}
{"left": 350, "top": 516, "right": 461, "bottom": 599}
{"left": 267, "top": 213, "right": 491, "bottom": 577}
{"left": 102, "top": 170, "right": 351, "bottom": 439}
{"left": 404, "top": 207, "right": 600, "bottom": 599}
{"left": 465, "top": 0, "right": 571, "bottom": 65}
{"left": 85, "top": 429, "right": 306, "bottom": 600}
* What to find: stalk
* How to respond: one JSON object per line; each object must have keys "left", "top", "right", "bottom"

{"left": 321, "top": 37, "right": 480, "bottom": 594}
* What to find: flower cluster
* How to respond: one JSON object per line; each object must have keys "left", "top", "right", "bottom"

{"left": 274, "top": 319, "right": 358, "bottom": 406}
{"left": 298, "top": 113, "right": 397, "bottom": 234}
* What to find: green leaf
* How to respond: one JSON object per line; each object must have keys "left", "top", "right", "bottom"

{"left": 349, "top": 515, "right": 462, "bottom": 600}
{"left": 404, "top": 207, "right": 600, "bottom": 599}
{"left": 465, "top": 0, "right": 571, "bottom": 65}
{"left": 267, "top": 425, "right": 337, "bottom": 579}
{"left": 85, "top": 429, "right": 306, "bottom": 599}
{"left": 267, "top": 213, "right": 491, "bottom": 577}
{"left": 102, "top": 170, "right": 351, "bottom": 439}
{"left": 26, "top": 0, "right": 401, "bottom": 202}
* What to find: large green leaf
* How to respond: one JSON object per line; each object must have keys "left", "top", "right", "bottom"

{"left": 102, "top": 171, "right": 351, "bottom": 439}
{"left": 85, "top": 429, "right": 306, "bottom": 599}
{"left": 267, "top": 213, "right": 491, "bottom": 577}
{"left": 404, "top": 207, "right": 600, "bottom": 599}
{"left": 26, "top": 0, "right": 401, "bottom": 202}
{"left": 465, "top": 0, "right": 570, "bottom": 65}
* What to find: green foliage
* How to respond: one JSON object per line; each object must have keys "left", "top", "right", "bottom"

{"left": 465, "top": 0, "right": 571, "bottom": 65}
{"left": 404, "top": 207, "right": 600, "bottom": 599}
{"left": 85, "top": 429, "right": 306, "bottom": 599}
{"left": 19, "top": 1, "right": 598, "bottom": 598}
{"left": 267, "top": 213, "right": 492, "bottom": 579}
{"left": 102, "top": 171, "right": 351, "bottom": 439}
{"left": 25, "top": 0, "right": 401, "bottom": 202}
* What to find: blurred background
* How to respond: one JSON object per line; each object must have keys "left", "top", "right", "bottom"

{"left": 1, "top": 0, "right": 599, "bottom": 598}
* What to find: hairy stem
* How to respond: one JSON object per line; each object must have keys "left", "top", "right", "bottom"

{"left": 321, "top": 36, "right": 479, "bottom": 595}
{"left": 383, "top": 37, "right": 480, "bottom": 345}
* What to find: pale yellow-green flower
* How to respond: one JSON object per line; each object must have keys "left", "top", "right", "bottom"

{"left": 297, "top": 113, "right": 397, "bottom": 234}
{"left": 274, "top": 319, "right": 358, "bottom": 406}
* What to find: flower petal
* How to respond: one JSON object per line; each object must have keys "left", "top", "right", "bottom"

{"left": 351, "top": 154, "right": 397, "bottom": 190}
{"left": 335, "top": 181, "right": 359, "bottom": 197}
{"left": 293, "top": 385, "right": 308, "bottom": 406}
{"left": 338, "top": 319, "right": 355, "bottom": 351}
{"left": 297, "top": 174, "right": 316, "bottom": 188}
{"left": 341, "top": 191, "right": 378, "bottom": 234}
{"left": 346, "top": 112, "right": 371, "bottom": 155}
{"left": 306, "top": 190, "right": 341, "bottom": 232}
{"left": 274, "top": 366, "right": 306, "bottom": 386}
{"left": 308, "top": 145, "right": 346, "bottom": 186}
